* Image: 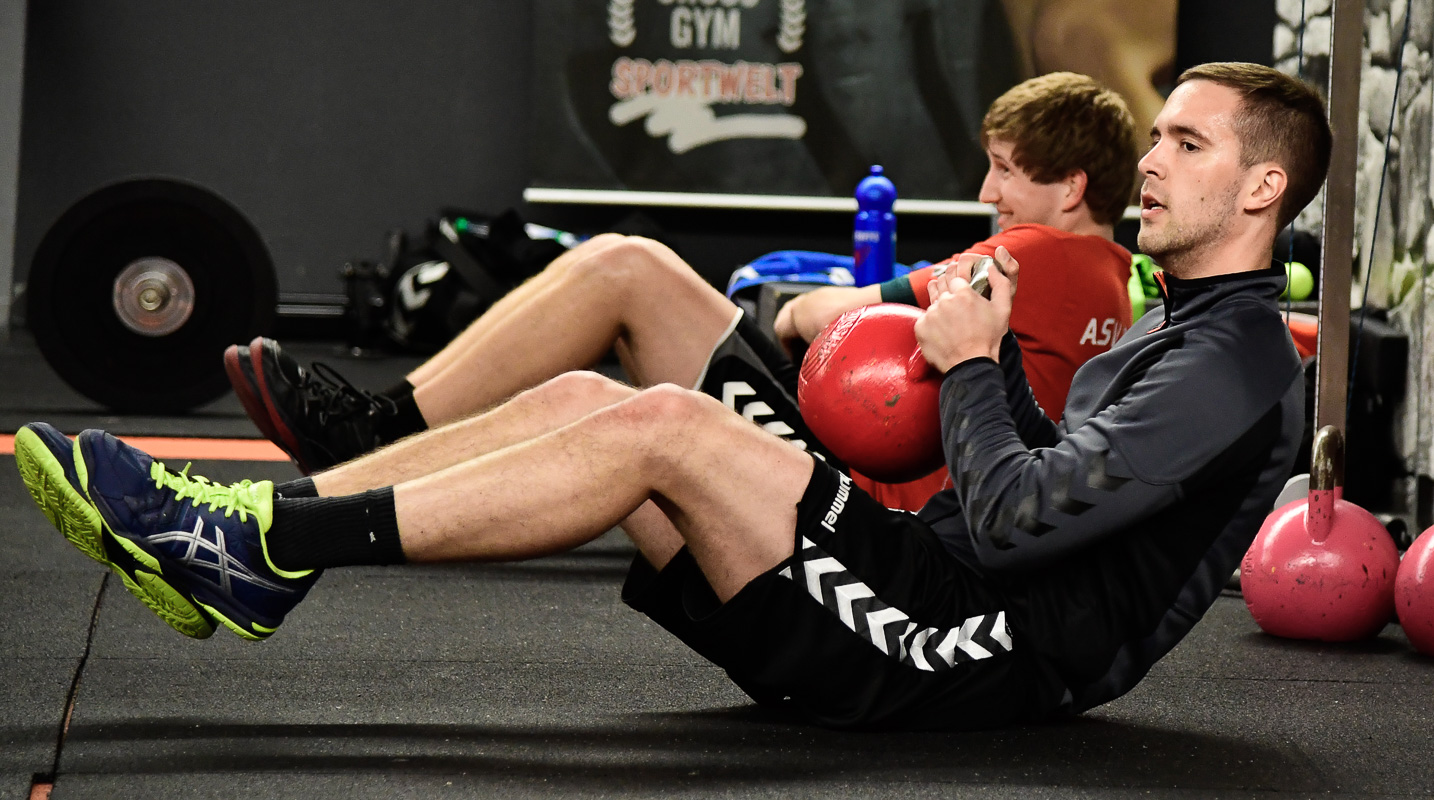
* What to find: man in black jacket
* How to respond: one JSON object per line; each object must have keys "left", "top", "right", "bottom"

{"left": 17, "top": 62, "right": 1329, "bottom": 729}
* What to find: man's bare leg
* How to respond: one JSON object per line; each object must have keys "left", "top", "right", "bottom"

{"left": 313, "top": 371, "right": 637, "bottom": 496}
{"left": 404, "top": 235, "right": 741, "bottom": 426}
{"left": 34, "top": 384, "right": 805, "bottom": 645}
{"left": 405, "top": 235, "right": 632, "bottom": 384}
{"left": 394, "top": 385, "right": 812, "bottom": 601}
{"left": 313, "top": 370, "right": 690, "bottom": 570}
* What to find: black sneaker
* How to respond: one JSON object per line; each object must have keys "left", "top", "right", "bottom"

{"left": 226, "top": 337, "right": 397, "bottom": 475}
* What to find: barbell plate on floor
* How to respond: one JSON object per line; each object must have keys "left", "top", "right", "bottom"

{"left": 27, "top": 178, "right": 277, "bottom": 414}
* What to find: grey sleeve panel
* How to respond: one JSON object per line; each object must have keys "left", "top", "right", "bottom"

{"left": 938, "top": 313, "right": 1301, "bottom": 574}
{"left": 995, "top": 331, "right": 1061, "bottom": 449}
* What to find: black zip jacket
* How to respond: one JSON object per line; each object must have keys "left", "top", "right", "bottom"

{"left": 919, "top": 264, "right": 1303, "bottom": 713}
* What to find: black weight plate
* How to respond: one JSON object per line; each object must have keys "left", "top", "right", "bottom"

{"left": 27, "top": 179, "right": 277, "bottom": 414}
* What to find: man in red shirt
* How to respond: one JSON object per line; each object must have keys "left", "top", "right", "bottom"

{"left": 774, "top": 74, "right": 1135, "bottom": 509}
{"left": 225, "top": 73, "right": 1139, "bottom": 515}
{"left": 881, "top": 227, "right": 1132, "bottom": 417}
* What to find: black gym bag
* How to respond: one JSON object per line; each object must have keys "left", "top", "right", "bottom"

{"left": 343, "top": 208, "right": 576, "bottom": 354}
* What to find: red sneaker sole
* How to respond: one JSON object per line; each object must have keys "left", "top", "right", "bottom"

{"left": 224, "top": 343, "right": 284, "bottom": 447}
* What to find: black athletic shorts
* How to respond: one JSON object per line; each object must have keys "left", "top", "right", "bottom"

{"left": 695, "top": 310, "right": 841, "bottom": 467}
{"left": 622, "top": 457, "right": 1066, "bottom": 730}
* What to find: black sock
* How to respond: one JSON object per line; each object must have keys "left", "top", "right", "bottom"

{"left": 376, "top": 391, "right": 427, "bottom": 443}
{"left": 382, "top": 378, "right": 415, "bottom": 400}
{"left": 267, "top": 488, "right": 406, "bottom": 570}
{"left": 274, "top": 477, "right": 318, "bottom": 499}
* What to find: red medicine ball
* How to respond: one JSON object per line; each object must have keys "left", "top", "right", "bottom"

{"left": 798, "top": 304, "right": 944, "bottom": 483}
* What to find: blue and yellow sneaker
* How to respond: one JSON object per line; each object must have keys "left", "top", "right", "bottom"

{"left": 15, "top": 423, "right": 106, "bottom": 561}
{"left": 14, "top": 423, "right": 217, "bottom": 638}
{"left": 74, "top": 429, "right": 318, "bottom": 641}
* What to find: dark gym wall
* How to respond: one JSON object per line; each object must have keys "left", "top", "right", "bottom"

{"left": 0, "top": 0, "right": 25, "bottom": 326}
{"left": 14, "top": 1, "right": 533, "bottom": 313}
{"left": 13, "top": 0, "right": 1278, "bottom": 328}
{"left": 1177, "top": 0, "right": 1279, "bottom": 71}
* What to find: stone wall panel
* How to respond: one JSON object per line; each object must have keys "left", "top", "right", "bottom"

{"left": 1278, "top": 0, "right": 1434, "bottom": 501}
{"left": 1306, "top": 14, "right": 1334, "bottom": 55}
{"left": 1390, "top": 280, "right": 1434, "bottom": 476}
{"left": 1398, "top": 43, "right": 1426, "bottom": 111}
{"left": 1364, "top": 64, "right": 1400, "bottom": 129}
{"left": 1399, "top": 83, "right": 1431, "bottom": 254}
{"left": 1277, "top": 22, "right": 1300, "bottom": 59}
{"left": 1410, "top": 0, "right": 1434, "bottom": 54}
{"left": 1371, "top": 11, "right": 1394, "bottom": 62}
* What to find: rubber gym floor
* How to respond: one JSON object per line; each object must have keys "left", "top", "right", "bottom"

{"left": 1, "top": 328, "right": 1432, "bottom": 800}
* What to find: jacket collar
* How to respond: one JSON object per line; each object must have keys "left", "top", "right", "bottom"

{"left": 1156, "top": 263, "right": 1288, "bottom": 326}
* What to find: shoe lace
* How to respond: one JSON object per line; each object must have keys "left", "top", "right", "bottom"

{"left": 150, "top": 462, "right": 258, "bottom": 523}
{"left": 305, "top": 362, "right": 399, "bottom": 422}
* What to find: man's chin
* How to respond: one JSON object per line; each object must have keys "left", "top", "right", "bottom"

{"left": 1137, "top": 224, "right": 1181, "bottom": 259}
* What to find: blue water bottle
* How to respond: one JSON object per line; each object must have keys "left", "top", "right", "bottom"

{"left": 853, "top": 165, "right": 897, "bottom": 286}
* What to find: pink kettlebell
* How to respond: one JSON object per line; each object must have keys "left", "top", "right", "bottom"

{"left": 1242, "top": 426, "right": 1399, "bottom": 641}
{"left": 1395, "top": 525, "right": 1434, "bottom": 654}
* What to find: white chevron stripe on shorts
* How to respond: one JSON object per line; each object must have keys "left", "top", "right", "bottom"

{"left": 777, "top": 536, "right": 1012, "bottom": 672}
{"left": 721, "top": 380, "right": 809, "bottom": 451}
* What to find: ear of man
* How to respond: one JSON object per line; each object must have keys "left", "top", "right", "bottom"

{"left": 1060, "top": 169, "right": 1089, "bottom": 213}
{"left": 1243, "top": 163, "right": 1287, "bottom": 218}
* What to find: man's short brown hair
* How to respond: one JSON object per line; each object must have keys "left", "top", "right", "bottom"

{"left": 1176, "top": 63, "right": 1332, "bottom": 229}
{"left": 981, "top": 72, "right": 1140, "bottom": 226}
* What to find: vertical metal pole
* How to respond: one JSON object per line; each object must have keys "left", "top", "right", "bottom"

{"left": 0, "top": 0, "right": 29, "bottom": 328}
{"left": 1315, "top": 0, "right": 1363, "bottom": 433}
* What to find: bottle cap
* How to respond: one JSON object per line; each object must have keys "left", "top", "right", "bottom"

{"left": 856, "top": 165, "right": 896, "bottom": 210}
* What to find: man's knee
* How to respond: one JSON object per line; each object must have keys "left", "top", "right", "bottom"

{"left": 574, "top": 235, "right": 694, "bottom": 293}
{"left": 543, "top": 232, "right": 629, "bottom": 278}
{"left": 627, "top": 383, "right": 726, "bottom": 424}
{"left": 572, "top": 232, "right": 629, "bottom": 253}
{"left": 531, "top": 371, "right": 637, "bottom": 414}
{"left": 612, "top": 385, "right": 746, "bottom": 460}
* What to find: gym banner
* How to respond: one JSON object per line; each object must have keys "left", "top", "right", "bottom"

{"left": 529, "top": 0, "right": 1174, "bottom": 203}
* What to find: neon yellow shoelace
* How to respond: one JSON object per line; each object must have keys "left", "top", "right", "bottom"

{"left": 149, "top": 462, "right": 257, "bottom": 523}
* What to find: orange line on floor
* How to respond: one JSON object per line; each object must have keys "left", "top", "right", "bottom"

{"left": 0, "top": 433, "right": 290, "bottom": 462}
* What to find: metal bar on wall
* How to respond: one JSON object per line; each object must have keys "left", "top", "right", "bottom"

{"left": 1315, "top": 0, "right": 1362, "bottom": 433}
{"left": 524, "top": 187, "right": 997, "bottom": 216}
{"left": 524, "top": 188, "right": 1149, "bottom": 221}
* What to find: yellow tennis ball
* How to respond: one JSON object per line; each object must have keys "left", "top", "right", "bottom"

{"left": 1283, "top": 261, "right": 1314, "bottom": 301}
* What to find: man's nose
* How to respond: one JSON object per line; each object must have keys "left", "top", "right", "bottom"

{"left": 978, "top": 173, "right": 999, "bottom": 204}
{"left": 1138, "top": 143, "right": 1163, "bottom": 176}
